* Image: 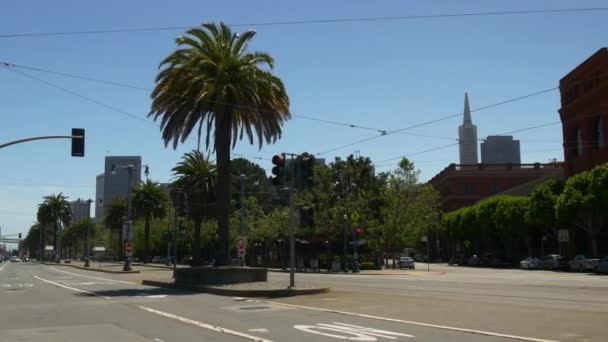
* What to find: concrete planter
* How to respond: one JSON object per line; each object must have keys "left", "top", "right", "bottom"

{"left": 175, "top": 266, "right": 267, "bottom": 286}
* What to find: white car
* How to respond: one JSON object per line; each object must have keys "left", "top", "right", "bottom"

{"left": 520, "top": 257, "right": 541, "bottom": 270}
{"left": 398, "top": 257, "right": 415, "bottom": 270}
{"left": 569, "top": 255, "right": 599, "bottom": 272}
{"left": 10, "top": 256, "right": 21, "bottom": 262}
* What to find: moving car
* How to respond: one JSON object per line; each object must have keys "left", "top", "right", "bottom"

{"left": 520, "top": 257, "right": 541, "bottom": 270}
{"left": 569, "top": 255, "right": 599, "bottom": 272}
{"left": 449, "top": 255, "right": 465, "bottom": 266}
{"left": 10, "top": 256, "right": 21, "bottom": 262}
{"left": 398, "top": 256, "right": 415, "bottom": 269}
{"left": 467, "top": 255, "right": 481, "bottom": 266}
{"left": 594, "top": 257, "right": 608, "bottom": 274}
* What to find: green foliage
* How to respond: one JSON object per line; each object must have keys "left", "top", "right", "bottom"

{"left": 555, "top": 164, "right": 608, "bottom": 256}
{"left": 359, "top": 261, "right": 375, "bottom": 270}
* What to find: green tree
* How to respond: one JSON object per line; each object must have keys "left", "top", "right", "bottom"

{"left": 132, "top": 179, "right": 169, "bottom": 263}
{"left": 556, "top": 164, "right": 608, "bottom": 257}
{"left": 22, "top": 222, "right": 42, "bottom": 258}
{"left": 230, "top": 158, "right": 271, "bottom": 210}
{"left": 172, "top": 150, "right": 216, "bottom": 265}
{"left": 149, "top": 23, "right": 290, "bottom": 265}
{"left": 494, "top": 196, "right": 531, "bottom": 260}
{"left": 526, "top": 178, "right": 564, "bottom": 245}
{"left": 104, "top": 199, "right": 127, "bottom": 259}
{"left": 37, "top": 193, "right": 71, "bottom": 261}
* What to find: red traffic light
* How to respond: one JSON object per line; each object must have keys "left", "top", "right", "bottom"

{"left": 272, "top": 154, "right": 285, "bottom": 166}
{"left": 355, "top": 228, "right": 362, "bottom": 234}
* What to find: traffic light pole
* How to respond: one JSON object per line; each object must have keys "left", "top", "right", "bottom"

{"left": 288, "top": 154, "right": 296, "bottom": 288}
{"left": 351, "top": 183, "right": 359, "bottom": 273}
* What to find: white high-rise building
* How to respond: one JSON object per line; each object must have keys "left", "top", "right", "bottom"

{"left": 458, "top": 92, "right": 479, "bottom": 164}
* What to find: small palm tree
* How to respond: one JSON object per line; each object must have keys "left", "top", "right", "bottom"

{"left": 104, "top": 199, "right": 128, "bottom": 260}
{"left": 132, "top": 179, "right": 169, "bottom": 263}
{"left": 172, "top": 150, "right": 216, "bottom": 265}
{"left": 150, "top": 22, "right": 290, "bottom": 265}
{"left": 38, "top": 193, "right": 71, "bottom": 262}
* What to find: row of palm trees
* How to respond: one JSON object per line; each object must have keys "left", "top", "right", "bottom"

{"left": 31, "top": 22, "right": 290, "bottom": 267}
{"left": 31, "top": 150, "right": 217, "bottom": 265}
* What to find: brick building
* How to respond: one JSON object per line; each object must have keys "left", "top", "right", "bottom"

{"left": 559, "top": 48, "right": 608, "bottom": 175}
{"left": 428, "top": 163, "right": 564, "bottom": 212}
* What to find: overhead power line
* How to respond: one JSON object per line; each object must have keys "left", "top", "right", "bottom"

{"left": 1, "top": 7, "right": 607, "bottom": 38}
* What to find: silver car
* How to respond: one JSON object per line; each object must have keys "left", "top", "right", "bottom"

{"left": 398, "top": 257, "right": 415, "bottom": 270}
{"left": 569, "top": 255, "right": 599, "bottom": 272}
{"left": 520, "top": 257, "right": 541, "bottom": 270}
{"left": 594, "top": 257, "right": 608, "bottom": 274}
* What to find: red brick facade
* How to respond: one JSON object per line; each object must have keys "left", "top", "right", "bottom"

{"left": 428, "top": 163, "right": 564, "bottom": 212}
{"left": 559, "top": 48, "right": 608, "bottom": 176}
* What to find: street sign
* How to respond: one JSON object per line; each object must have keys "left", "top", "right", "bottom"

{"left": 237, "top": 236, "right": 247, "bottom": 258}
{"left": 125, "top": 242, "right": 134, "bottom": 257}
{"left": 558, "top": 229, "right": 569, "bottom": 242}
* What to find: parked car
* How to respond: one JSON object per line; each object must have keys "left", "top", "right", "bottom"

{"left": 569, "top": 255, "right": 599, "bottom": 272}
{"left": 520, "top": 257, "right": 541, "bottom": 270}
{"left": 398, "top": 257, "right": 415, "bottom": 269}
{"left": 538, "top": 254, "right": 564, "bottom": 270}
{"left": 449, "top": 255, "right": 465, "bottom": 266}
{"left": 594, "top": 257, "right": 608, "bottom": 274}
{"left": 467, "top": 255, "right": 481, "bottom": 266}
{"left": 10, "top": 256, "right": 21, "bottom": 262}
{"left": 151, "top": 256, "right": 162, "bottom": 263}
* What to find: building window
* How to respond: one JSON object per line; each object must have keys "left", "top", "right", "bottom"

{"left": 463, "top": 184, "right": 474, "bottom": 195}
{"left": 595, "top": 116, "right": 605, "bottom": 148}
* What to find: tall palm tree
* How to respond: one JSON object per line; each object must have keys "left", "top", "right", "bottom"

{"left": 132, "top": 179, "right": 169, "bottom": 263}
{"left": 172, "top": 150, "right": 216, "bottom": 265}
{"left": 38, "top": 193, "right": 71, "bottom": 262}
{"left": 149, "top": 22, "right": 290, "bottom": 265}
{"left": 104, "top": 199, "right": 128, "bottom": 260}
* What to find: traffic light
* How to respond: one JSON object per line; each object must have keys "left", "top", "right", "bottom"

{"left": 18, "top": 233, "right": 22, "bottom": 239}
{"left": 298, "top": 153, "right": 315, "bottom": 188}
{"left": 355, "top": 228, "right": 362, "bottom": 241}
{"left": 271, "top": 154, "right": 285, "bottom": 186}
{"left": 71, "top": 128, "right": 85, "bottom": 157}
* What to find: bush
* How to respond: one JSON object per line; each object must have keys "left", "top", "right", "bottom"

{"left": 359, "top": 261, "right": 375, "bottom": 270}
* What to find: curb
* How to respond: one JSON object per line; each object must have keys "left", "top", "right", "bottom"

{"left": 42, "top": 262, "right": 140, "bottom": 274}
{"left": 142, "top": 280, "right": 330, "bottom": 297}
{"left": 267, "top": 269, "right": 444, "bottom": 276}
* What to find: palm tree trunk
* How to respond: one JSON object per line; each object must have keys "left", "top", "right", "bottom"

{"left": 193, "top": 219, "right": 202, "bottom": 265}
{"left": 144, "top": 213, "right": 151, "bottom": 263}
{"left": 214, "top": 110, "right": 232, "bottom": 266}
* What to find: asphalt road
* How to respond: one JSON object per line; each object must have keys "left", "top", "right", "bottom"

{"left": 1, "top": 261, "right": 605, "bottom": 341}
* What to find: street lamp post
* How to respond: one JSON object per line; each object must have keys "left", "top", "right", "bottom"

{"left": 351, "top": 183, "right": 359, "bottom": 273}
{"left": 111, "top": 163, "right": 149, "bottom": 272}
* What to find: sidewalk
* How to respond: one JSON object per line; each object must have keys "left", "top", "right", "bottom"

{"left": 41, "top": 260, "right": 183, "bottom": 274}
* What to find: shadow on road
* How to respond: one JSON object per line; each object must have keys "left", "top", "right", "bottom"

{"left": 75, "top": 286, "right": 196, "bottom": 298}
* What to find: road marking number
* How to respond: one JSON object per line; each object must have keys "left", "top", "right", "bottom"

{"left": 294, "top": 322, "right": 414, "bottom": 341}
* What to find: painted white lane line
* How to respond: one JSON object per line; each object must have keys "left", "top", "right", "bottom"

{"left": 48, "top": 266, "right": 136, "bottom": 284}
{"left": 138, "top": 306, "right": 274, "bottom": 342}
{"left": 264, "top": 301, "right": 558, "bottom": 342}
{"left": 0, "top": 262, "right": 8, "bottom": 272}
{"left": 33, "top": 275, "right": 111, "bottom": 299}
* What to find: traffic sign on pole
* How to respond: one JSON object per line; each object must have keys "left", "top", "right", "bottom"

{"left": 125, "top": 242, "right": 134, "bottom": 257}
{"left": 558, "top": 229, "right": 569, "bottom": 242}
{"left": 237, "top": 236, "right": 247, "bottom": 258}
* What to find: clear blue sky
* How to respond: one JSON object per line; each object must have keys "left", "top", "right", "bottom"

{"left": 1, "top": 0, "right": 607, "bottom": 240}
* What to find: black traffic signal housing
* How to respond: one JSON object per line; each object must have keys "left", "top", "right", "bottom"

{"left": 71, "top": 128, "right": 85, "bottom": 157}
{"left": 300, "top": 206, "right": 314, "bottom": 227}
{"left": 271, "top": 154, "right": 286, "bottom": 186}
{"left": 355, "top": 228, "right": 362, "bottom": 241}
{"left": 18, "top": 233, "right": 22, "bottom": 239}
{"left": 298, "top": 154, "right": 315, "bottom": 188}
